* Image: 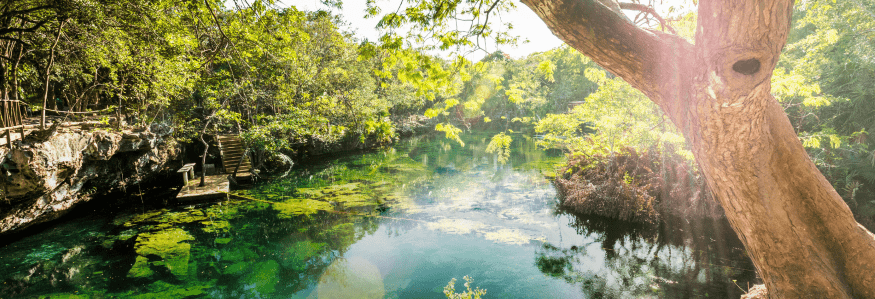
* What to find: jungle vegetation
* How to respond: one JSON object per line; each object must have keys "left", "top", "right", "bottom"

{"left": 2, "top": 0, "right": 875, "bottom": 297}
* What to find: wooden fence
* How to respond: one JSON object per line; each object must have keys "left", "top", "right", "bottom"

{"left": 1, "top": 99, "right": 26, "bottom": 147}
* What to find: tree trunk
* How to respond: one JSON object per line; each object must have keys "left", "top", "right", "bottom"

{"left": 41, "top": 20, "right": 65, "bottom": 129}
{"left": 521, "top": 0, "right": 875, "bottom": 297}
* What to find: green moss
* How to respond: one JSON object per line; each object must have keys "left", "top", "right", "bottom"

{"left": 161, "top": 209, "right": 210, "bottom": 224}
{"left": 128, "top": 256, "right": 155, "bottom": 278}
{"left": 128, "top": 280, "right": 210, "bottom": 299}
{"left": 289, "top": 182, "right": 381, "bottom": 210}
{"left": 321, "top": 182, "right": 360, "bottom": 194}
{"left": 296, "top": 187, "right": 324, "bottom": 198}
{"left": 244, "top": 260, "right": 279, "bottom": 295}
{"left": 330, "top": 192, "right": 374, "bottom": 208}
{"left": 24, "top": 243, "right": 66, "bottom": 265}
{"left": 222, "top": 247, "right": 257, "bottom": 263}
{"left": 279, "top": 240, "right": 325, "bottom": 271}
{"left": 118, "top": 229, "right": 138, "bottom": 241}
{"left": 203, "top": 199, "right": 267, "bottom": 219}
{"left": 100, "top": 239, "right": 116, "bottom": 249}
{"left": 124, "top": 210, "right": 165, "bottom": 226}
{"left": 37, "top": 294, "right": 91, "bottom": 299}
{"left": 129, "top": 228, "right": 194, "bottom": 279}
{"left": 273, "top": 198, "right": 333, "bottom": 218}
{"left": 223, "top": 262, "right": 249, "bottom": 275}
{"left": 214, "top": 238, "right": 232, "bottom": 244}
{"left": 202, "top": 219, "right": 230, "bottom": 234}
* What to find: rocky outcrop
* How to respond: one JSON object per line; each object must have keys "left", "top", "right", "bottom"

{"left": 0, "top": 126, "right": 178, "bottom": 235}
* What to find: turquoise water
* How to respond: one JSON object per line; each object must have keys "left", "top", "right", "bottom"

{"left": 0, "top": 133, "right": 757, "bottom": 298}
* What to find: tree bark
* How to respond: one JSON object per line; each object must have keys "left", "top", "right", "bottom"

{"left": 521, "top": 0, "right": 875, "bottom": 297}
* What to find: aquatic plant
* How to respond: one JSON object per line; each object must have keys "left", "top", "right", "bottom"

{"left": 443, "top": 276, "right": 487, "bottom": 299}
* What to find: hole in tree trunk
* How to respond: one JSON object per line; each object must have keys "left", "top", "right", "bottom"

{"left": 732, "top": 59, "right": 761, "bottom": 75}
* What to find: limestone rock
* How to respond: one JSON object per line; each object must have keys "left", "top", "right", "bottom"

{"left": 0, "top": 127, "right": 177, "bottom": 235}
{"left": 84, "top": 131, "right": 121, "bottom": 160}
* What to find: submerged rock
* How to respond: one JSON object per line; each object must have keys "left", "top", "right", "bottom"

{"left": 0, "top": 128, "right": 178, "bottom": 236}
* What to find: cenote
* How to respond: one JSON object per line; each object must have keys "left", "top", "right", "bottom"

{"left": 0, "top": 132, "right": 758, "bottom": 298}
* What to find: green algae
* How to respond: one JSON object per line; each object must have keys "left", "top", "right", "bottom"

{"left": 118, "top": 229, "right": 138, "bottom": 241}
{"left": 296, "top": 183, "right": 377, "bottom": 209}
{"left": 221, "top": 246, "right": 257, "bottom": 263}
{"left": 279, "top": 240, "right": 326, "bottom": 271}
{"left": 0, "top": 131, "right": 569, "bottom": 298}
{"left": 24, "top": 243, "right": 67, "bottom": 265}
{"left": 244, "top": 260, "right": 279, "bottom": 295}
{"left": 202, "top": 220, "right": 230, "bottom": 234}
{"left": 129, "top": 227, "right": 194, "bottom": 279}
{"left": 125, "top": 280, "right": 211, "bottom": 299}
{"left": 223, "top": 262, "right": 249, "bottom": 275}
{"left": 273, "top": 197, "right": 333, "bottom": 218}
{"left": 37, "top": 294, "right": 91, "bottom": 299}
{"left": 128, "top": 256, "right": 155, "bottom": 278}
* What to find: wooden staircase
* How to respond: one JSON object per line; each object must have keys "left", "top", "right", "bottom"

{"left": 216, "top": 135, "right": 252, "bottom": 180}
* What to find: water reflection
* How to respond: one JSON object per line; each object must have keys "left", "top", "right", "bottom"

{"left": 536, "top": 212, "right": 758, "bottom": 298}
{"left": 0, "top": 132, "right": 758, "bottom": 298}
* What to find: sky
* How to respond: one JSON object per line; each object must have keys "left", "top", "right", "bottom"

{"left": 288, "top": 0, "right": 688, "bottom": 60}
{"left": 290, "top": 0, "right": 563, "bottom": 60}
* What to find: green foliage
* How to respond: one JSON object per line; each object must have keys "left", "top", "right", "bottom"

{"left": 436, "top": 122, "right": 465, "bottom": 147}
{"left": 2, "top": 1, "right": 456, "bottom": 161}
{"left": 776, "top": 0, "right": 875, "bottom": 226}
{"left": 443, "top": 276, "right": 487, "bottom": 299}
{"left": 365, "top": 0, "right": 521, "bottom": 57}
{"left": 535, "top": 68, "right": 690, "bottom": 161}
{"left": 485, "top": 131, "right": 513, "bottom": 164}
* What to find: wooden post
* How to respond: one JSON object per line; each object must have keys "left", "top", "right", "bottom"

{"left": 19, "top": 102, "right": 25, "bottom": 138}
{"left": 2, "top": 100, "right": 8, "bottom": 127}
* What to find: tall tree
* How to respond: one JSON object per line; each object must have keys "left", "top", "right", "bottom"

{"left": 520, "top": 0, "right": 875, "bottom": 297}
{"left": 374, "top": 0, "right": 875, "bottom": 296}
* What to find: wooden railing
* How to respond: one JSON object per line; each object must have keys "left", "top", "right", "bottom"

{"left": 1, "top": 99, "right": 26, "bottom": 147}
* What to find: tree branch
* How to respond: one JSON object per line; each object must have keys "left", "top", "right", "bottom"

{"left": 0, "top": 19, "right": 49, "bottom": 36}
{"left": 618, "top": 2, "right": 677, "bottom": 35}
{"left": 519, "top": 0, "right": 695, "bottom": 114}
{"left": 0, "top": 36, "right": 26, "bottom": 45}
{"left": 0, "top": 5, "right": 53, "bottom": 18}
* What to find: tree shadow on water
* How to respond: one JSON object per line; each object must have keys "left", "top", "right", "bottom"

{"left": 536, "top": 210, "right": 759, "bottom": 298}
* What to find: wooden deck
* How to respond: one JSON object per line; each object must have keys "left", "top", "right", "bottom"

{"left": 176, "top": 175, "right": 229, "bottom": 202}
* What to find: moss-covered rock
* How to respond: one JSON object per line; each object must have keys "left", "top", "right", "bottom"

{"left": 129, "top": 227, "right": 194, "bottom": 279}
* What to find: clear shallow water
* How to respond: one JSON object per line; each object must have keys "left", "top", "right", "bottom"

{"left": 0, "top": 133, "right": 758, "bottom": 298}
